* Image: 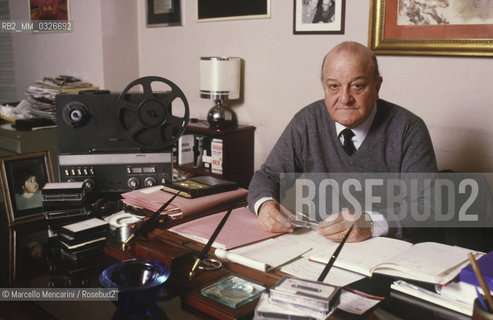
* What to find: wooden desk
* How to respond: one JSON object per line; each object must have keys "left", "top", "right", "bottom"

{"left": 103, "top": 228, "right": 469, "bottom": 320}
{"left": 1, "top": 227, "right": 470, "bottom": 320}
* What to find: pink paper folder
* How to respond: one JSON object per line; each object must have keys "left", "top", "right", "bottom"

{"left": 168, "top": 207, "right": 279, "bottom": 250}
{"left": 121, "top": 186, "right": 248, "bottom": 218}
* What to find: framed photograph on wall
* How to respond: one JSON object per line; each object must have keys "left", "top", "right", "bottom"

{"left": 197, "top": 0, "right": 270, "bottom": 22}
{"left": 147, "top": 0, "right": 182, "bottom": 27}
{"left": 369, "top": 0, "right": 493, "bottom": 56}
{"left": 293, "top": 0, "right": 346, "bottom": 34}
{"left": 29, "top": 0, "right": 70, "bottom": 21}
{"left": 0, "top": 151, "right": 54, "bottom": 227}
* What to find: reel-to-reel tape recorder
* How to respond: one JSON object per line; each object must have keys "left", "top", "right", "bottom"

{"left": 56, "top": 76, "right": 190, "bottom": 193}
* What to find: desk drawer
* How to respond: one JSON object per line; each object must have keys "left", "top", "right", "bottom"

{"left": 0, "top": 136, "right": 20, "bottom": 153}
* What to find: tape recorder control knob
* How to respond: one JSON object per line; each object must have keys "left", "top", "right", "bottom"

{"left": 144, "top": 177, "right": 157, "bottom": 187}
{"left": 128, "top": 177, "right": 140, "bottom": 189}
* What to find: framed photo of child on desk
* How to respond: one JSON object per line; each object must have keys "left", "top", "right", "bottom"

{"left": 0, "top": 151, "right": 54, "bottom": 226}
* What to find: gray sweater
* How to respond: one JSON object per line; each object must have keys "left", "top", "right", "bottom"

{"left": 247, "top": 99, "right": 438, "bottom": 212}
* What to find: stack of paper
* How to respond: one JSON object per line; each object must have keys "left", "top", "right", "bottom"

{"left": 120, "top": 185, "right": 248, "bottom": 222}
{"left": 168, "top": 207, "right": 279, "bottom": 250}
{"left": 391, "top": 280, "right": 473, "bottom": 316}
{"left": 25, "top": 75, "right": 98, "bottom": 122}
{"left": 57, "top": 218, "right": 109, "bottom": 262}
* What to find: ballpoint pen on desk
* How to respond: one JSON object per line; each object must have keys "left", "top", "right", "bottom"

{"left": 468, "top": 252, "right": 493, "bottom": 312}
{"left": 122, "top": 190, "right": 180, "bottom": 251}
{"left": 189, "top": 206, "right": 234, "bottom": 280}
{"left": 317, "top": 224, "right": 354, "bottom": 282}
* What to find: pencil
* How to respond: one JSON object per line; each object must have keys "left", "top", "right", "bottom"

{"left": 467, "top": 252, "right": 493, "bottom": 311}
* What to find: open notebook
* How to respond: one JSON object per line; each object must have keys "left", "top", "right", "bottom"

{"left": 224, "top": 229, "right": 482, "bottom": 285}
{"left": 297, "top": 233, "right": 482, "bottom": 285}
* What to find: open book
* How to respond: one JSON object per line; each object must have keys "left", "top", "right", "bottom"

{"left": 309, "top": 236, "right": 482, "bottom": 285}
{"left": 222, "top": 229, "right": 481, "bottom": 285}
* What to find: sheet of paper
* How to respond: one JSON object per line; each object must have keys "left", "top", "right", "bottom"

{"left": 337, "top": 290, "right": 382, "bottom": 315}
{"left": 168, "top": 207, "right": 279, "bottom": 250}
{"left": 311, "top": 237, "right": 413, "bottom": 276}
{"left": 280, "top": 256, "right": 364, "bottom": 287}
{"left": 391, "top": 280, "right": 473, "bottom": 316}
{"left": 380, "top": 242, "right": 478, "bottom": 280}
{"left": 228, "top": 237, "right": 312, "bottom": 269}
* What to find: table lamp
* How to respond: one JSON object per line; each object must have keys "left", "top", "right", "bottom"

{"left": 200, "top": 57, "right": 241, "bottom": 129}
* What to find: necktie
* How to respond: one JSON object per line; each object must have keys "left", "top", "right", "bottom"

{"left": 339, "top": 128, "right": 356, "bottom": 156}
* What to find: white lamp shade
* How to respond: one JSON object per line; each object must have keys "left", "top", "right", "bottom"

{"left": 200, "top": 57, "right": 241, "bottom": 100}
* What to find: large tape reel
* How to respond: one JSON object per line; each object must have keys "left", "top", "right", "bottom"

{"left": 116, "top": 76, "right": 190, "bottom": 151}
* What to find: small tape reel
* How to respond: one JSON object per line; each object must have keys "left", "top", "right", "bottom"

{"left": 116, "top": 76, "right": 190, "bottom": 151}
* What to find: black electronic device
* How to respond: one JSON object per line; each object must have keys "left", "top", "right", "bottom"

{"left": 56, "top": 76, "right": 190, "bottom": 193}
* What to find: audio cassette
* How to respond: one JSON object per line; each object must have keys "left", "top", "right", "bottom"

{"left": 56, "top": 76, "right": 190, "bottom": 193}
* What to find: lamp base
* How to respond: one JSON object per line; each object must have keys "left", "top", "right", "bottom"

{"left": 207, "top": 100, "right": 237, "bottom": 130}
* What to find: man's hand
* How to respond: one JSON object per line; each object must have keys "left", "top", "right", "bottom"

{"left": 257, "top": 200, "right": 295, "bottom": 233}
{"left": 318, "top": 210, "right": 372, "bottom": 242}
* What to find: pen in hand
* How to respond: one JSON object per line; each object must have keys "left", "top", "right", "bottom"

{"left": 317, "top": 224, "right": 354, "bottom": 282}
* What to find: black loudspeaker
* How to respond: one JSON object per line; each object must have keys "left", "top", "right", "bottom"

{"left": 56, "top": 76, "right": 190, "bottom": 193}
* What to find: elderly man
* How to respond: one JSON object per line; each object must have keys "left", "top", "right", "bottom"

{"left": 248, "top": 41, "right": 437, "bottom": 242}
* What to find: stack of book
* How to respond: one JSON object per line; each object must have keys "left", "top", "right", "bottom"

{"left": 24, "top": 75, "right": 98, "bottom": 122}
{"left": 42, "top": 182, "right": 89, "bottom": 237}
{"left": 57, "top": 218, "right": 109, "bottom": 262}
{"left": 254, "top": 276, "right": 340, "bottom": 320}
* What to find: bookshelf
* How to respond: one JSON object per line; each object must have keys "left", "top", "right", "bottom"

{"left": 174, "top": 121, "right": 255, "bottom": 189}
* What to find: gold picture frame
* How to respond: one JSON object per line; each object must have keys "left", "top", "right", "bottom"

{"left": 369, "top": 0, "right": 493, "bottom": 57}
{"left": 0, "top": 151, "right": 54, "bottom": 227}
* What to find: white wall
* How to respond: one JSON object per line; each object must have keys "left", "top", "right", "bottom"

{"left": 100, "top": 0, "right": 139, "bottom": 91}
{"left": 10, "top": 0, "right": 105, "bottom": 97}
{"left": 9, "top": 0, "right": 138, "bottom": 96}
{"left": 136, "top": 0, "right": 493, "bottom": 172}
{"left": 9, "top": 0, "right": 493, "bottom": 173}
